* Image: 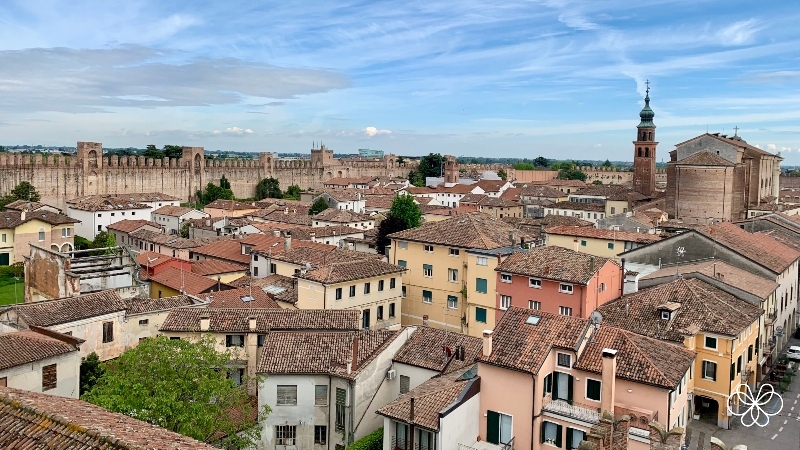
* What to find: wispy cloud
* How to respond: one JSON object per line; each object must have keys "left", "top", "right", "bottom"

{"left": 717, "top": 19, "right": 762, "bottom": 46}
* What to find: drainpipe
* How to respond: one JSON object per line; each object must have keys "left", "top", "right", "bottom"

{"left": 349, "top": 380, "right": 356, "bottom": 445}
{"left": 327, "top": 375, "right": 332, "bottom": 448}
{"left": 530, "top": 374, "right": 537, "bottom": 450}
{"left": 409, "top": 397, "right": 415, "bottom": 450}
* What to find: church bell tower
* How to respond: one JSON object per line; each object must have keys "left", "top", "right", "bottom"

{"left": 633, "top": 81, "right": 657, "bottom": 197}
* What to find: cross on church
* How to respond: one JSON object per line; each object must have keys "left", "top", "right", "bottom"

{"left": 645, "top": 79, "right": 650, "bottom": 93}
{"left": 733, "top": 126, "right": 739, "bottom": 136}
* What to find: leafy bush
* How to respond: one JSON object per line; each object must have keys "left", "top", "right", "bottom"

{"left": 346, "top": 427, "right": 383, "bottom": 450}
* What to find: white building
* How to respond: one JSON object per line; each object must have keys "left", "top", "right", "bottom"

{"left": 0, "top": 328, "right": 82, "bottom": 398}
{"left": 66, "top": 193, "right": 181, "bottom": 239}
{"left": 312, "top": 209, "right": 375, "bottom": 230}
{"left": 314, "top": 190, "right": 367, "bottom": 214}
{"left": 152, "top": 205, "right": 210, "bottom": 235}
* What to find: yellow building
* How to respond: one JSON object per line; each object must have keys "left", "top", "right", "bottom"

{"left": 0, "top": 209, "right": 79, "bottom": 266}
{"left": 598, "top": 277, "right": 762, "bottom": 429}
{"left": 388, "top": 213, "right": 533, "bottom": 337}
{"left": 544, "top": 225, "right": 661, "bottom": 260}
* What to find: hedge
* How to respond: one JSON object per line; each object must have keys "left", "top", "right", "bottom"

{"left": 346, "top": 427, "right": 383, "bottom": 450}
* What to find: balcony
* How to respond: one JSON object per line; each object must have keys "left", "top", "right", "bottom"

{"left": 742, "top": 368, "right": 753, "bottom": 383}
{"left": 458, "top": 438, "right": 514, "bottom": 450}
{"left": 542, "top": 395, "right": 600, "bottom": 424}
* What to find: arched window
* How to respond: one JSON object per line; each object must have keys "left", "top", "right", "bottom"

{"left": 645, "top": 148, "right": 650, "bottom": 157}
{"left": 648, "top": 132, "right": 652, "bottom": 140}
{"left": 38, "top": 228, "right": 45, "bottom": 241}
{"left": 638, "top": 148, "right": 643, "bottom": 157}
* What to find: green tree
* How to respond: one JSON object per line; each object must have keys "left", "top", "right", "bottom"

{"left": 82, "top": 335, "right": 267, "bottom": 448}
{"left": 346, "top": 427, "right": 383, "bottom": 450}
{"left": 74, "top": 236, "right": 92, "bottom": 250}
{"left": 534, "top": 156, "right": 550, "bottom": 167}
{"left": 406, "top": 169, "right": 424, "bottom": 187}
{"left": 162, "top": 145, "right": 183, "bottom": 159}
{"left": 219, "top": 175, "right": 231, "bottom": 190}
{"left": 557, "top": 167, "right": 587, "bottom": 181}
{"left": 283, "top": 184, "right": 301, "bottom": 200}
{"left": 180, "top": 221, "right": 191, "bottom": 238}
{"left": 255, "top": 177, "right": 282, "bottom": 200}
{"left": 309, "top": 197, "right": 329, "bottom": 215}
{"left": 197, "top": 182, "right": 234, "bottom": 205}
{"left": 142, "top": 144, "right": 164, "bottom": 159}
{"left": 497, "top": 168, "right": 508, "bottom": 180}
{"left": 80, "top": 352, "right": 104, "bottom": 396}
{"left": 593, "top": 180, "right": 603, "bottom": 185}
{"left": 375, "top": 215, "right": 409, "bottom": 255}
{"left": 92, "top": 231, "right": 117, "bottom": 253}
{"left": 417, "top": 153, "right": 444, "bottom": 179}
{"left": 389, "top": 194, "right": 421, "bottom": 229}
{"left": 602, "top": 159, "right": 612, "bottom": 167}
{"left": 10, "top": 181, "right": 41, "bottom": 203}
{"left": 513, "top": 162, "right": 536, "bottom": 170}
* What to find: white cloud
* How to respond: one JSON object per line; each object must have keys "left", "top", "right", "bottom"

{"left": 781, "top": 146, "right": 792, "bottom": 152}
{"left": 593, "top": 143, "right": 602, "bottom": 147}
{"left": 365, "top": 126, "right": 392, "bottom": 137}
{"left": 768, "top": 143, "right": 777, "bottom": 150}
{"left": 717, "top": 19, "right": 762, "bottom": 46}
{"left": 213, "top": 127, "right": 253, "bottom": 135}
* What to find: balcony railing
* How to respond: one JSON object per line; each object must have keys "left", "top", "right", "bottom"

{"left": 392, "top": 436, "right": 408, "bottom": 450}
{"left": 542, "top": 395, "right": 600, "bottom": 424}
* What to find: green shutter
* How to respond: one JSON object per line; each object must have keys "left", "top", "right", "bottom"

{"left": 555, "top": 424, "right": 563, "bottom": 448}
{"left": 476, "top": 307, "right": 487, "bottom": 323}
{"left": 543, "top": 374, "right": 551, "bottom": 397}
{"left": 476, "top": 278, "right": 487, "bottom": 293}
{"left": 423, "top": 264, "right": 432, "bottom": 270}
{"left": 566, "top": 427, "right": 573, "bottom": 450}
{"left": 0, "top": 252, "right": 8, "bottom": 266}
{"left": 552, "top": 373, "right": 560, "bottom": 401}
{"left": 541, "top": 421, "right": 546, "bottom": 444}
{"left": 731, "top": 363, "right": 735, "bottom": 381}
{"left": 487, "top": 410, "right": 500, "bottom": 444}
{"left": 398, "top": 260, "right": 407, "bottom": 267}
{"left": 567, "top": 374, "right": 574, "bottom": 404}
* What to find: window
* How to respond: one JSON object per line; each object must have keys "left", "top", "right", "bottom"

{"left": 487, "top": 411, "right": 513, "bottom": 446}
{"left": 1, "top": 233, "right": 5, "bottom": 243}
{"left": 42, "top": 363, "right": 59, "bottom": 391}
{"left": 0, "top": 377, "right": 6, "bottom": 387}
{"left": 702, "top": 360, "right": 717, "bottom": 381}
{"left": 315, "top": 385, "right": 328, "bottom": 406}
{"left": 704, "top": 336, "right": 717, "bottom": 350}
{"left": 607, "top": 242, "right": 615, "bottom": 250}
{"left": 748, "top": 344, "right": 753, "bottom": 362}
{"left": 270, "top": 263, "right": 277, "bottom": 274}
{"left": 557, "top": 353, "right": 572, "bottom": 368}
{"left": 422, "top": 290, "right": 432, "bottom": 303}
{"left": 500, "top": 295, "right": 512, "bottom": 310}
{"left": 276, "top": 385, "right": 298, "bottom": 405}
{"left": 450, "top": 248, "right": 460, "bottom": 256}
{"left": 661, "top": 311, "right": 670, "bottom": 320}
{"left": 378, "top": 279, "right": 384, "bottom": 291}
{"left": 400, "top": 375, "right": 411, "bottom": 394}
{"left": 364, "top": 282, "right": 371, "bottom": 294}
{"left": 567, "top": 428, "right": 587, "bottom": 450}
{"left": 476, "top": 278, "right": 488, "bottom": 293}
{"left": 398, "top": 241, "right": 408, "bottom": 249}
{"left": 389, "top": 302, "right": 396, "bottom": 318}
{"left": 275, "top": 425, "right": 296, "bottom": 445}
{"left": 138, "top": 319, "right": 149, "bottom": 326}
{"left": 543, "top": 373, "right": 553, "bottom": 396}
{"left": 169, "top": 336, "right": 180, "bottom": 340}
{"left": 529, "top": 300, "right": 541, "bottom": 310}
{"left": 737, "top": 355, "right": 742, "bottom": 374}
{"left": 226, "top": 335, "right": 244, "bottom": 347}
{"left": 529, "top": 278, "right": 542, "bottom": 288}
{"left": 336, "top": 388, "right": 346, "bottom": 431}
{"left": 559, "top": 283, "right": 573, "bottom": 294}
{"left": 390, "top": 277, "right": 396, "bottom": 289}
{"left": 349, "top": 285, "right": 356, "bottom": 297}
{"left": 610, "top": 207, "right": 616, "bottom": 214}
{"left": 541, "top": 420, "right": 562, "bottom": 447}
{"left": 257, "top": 335, "right": 266, "bottom": 347}
{"left": 102, "top": 321, "right": 114, "bottom": 343}
{"left": 314, "top": 425, "right": 327, "bottom": 445}
{"left": 581, "top": 240, "right": 587, "bottom": 247}
{"left": 500, "top": 273, "right": 512, "bottom": 283}
{"left": 559, "top": 306, "right": 573, "bottom": 316}
{"left": 476, "top": 307, "right": 487, "bottom": 323}
{"left": 335, "top": 288, "right": 343, "bottom": 300}
{"left": 398, "top": 259, "right": 407, "bottom": 267}
{"left": 253, "top": 254, "right": 258, "bottom": 261}
{"left": 599, "top": 283, "right": 606, "bottom": 293}
{"left": 98, "top": 225, "right": 102, "bottom": 232}
{"left": 423, "top": 244, "right": 434, "bottom": 253}
{"left": 253, "top": 266, "right": 258, "bottom": 277}
{"left": 402, "top": 286, "right": 406, "bottom": 297}
{"left": 38, "top": 228, "right": 45, "bottom": 241}
{"left": 362, "top": 309, "right": 371, "bottom": 329}
{"left": 586, "top": 379, "right": 601, "bottom": 401}
{"left": 477, "top": 256, "right": 488, "bottom": 266}
{"left": 448, "top": 268, "right": 458, "bottom": 282}
{"left": 448, "top": 295, "right": 458, "bottom": 309}
{"left": 61, "top": 228, "right": 71, "bottom": 237}
{"left": 377, "top": 305, "right": 384, "bottom": 320}
{"left": 423, "top": 264, "right": 433, "bottom": 277}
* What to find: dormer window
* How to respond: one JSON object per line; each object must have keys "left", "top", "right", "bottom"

{"left": 242, "top": 245, "right": 253, "bottom": 255}
{"left": 661, "top": 310, "right": 671, "bottom": 320}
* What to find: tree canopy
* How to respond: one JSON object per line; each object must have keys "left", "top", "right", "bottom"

{"left": 497, "top": 168, "right": 508, "bottom": 180}
{"left": 163, "top": 145, "right": 183, "bottom": 159}
{"left": 219, "top": 175, "right": 231, "bottom": 190}
{"left": 80, "top": 352, "right": 103, "bottom": 396}
{"left": 534, "top": 156, "right": 550, "bottom": 167}
{"left": 142, "top": 144, "right": 165, "bottom": 159}
{"left": 197, "top": 181, "right": 235, "bottom": 205}
{"left": 0, "top": 181, "right": 41, "bottom": 209}
{"left": 309, "top": 197, "right": 329, "bottom": 215}
{"left": 417, "top": 153, "right": 444, "bottom": 179}
{"left": 255, "top": 177, "right": 282, "bottom": 200}
{"left": 82, "top": 335, "right": 267, "bottom": 448}
{"left": 512, "top": 162, "right": 536, "bottom": 170}
{"left": 557, "top": 166, "right": 587, "bottom": 181}
{"left": 389, "top": 194, "right": 421, "bottom": 229}
{"left": 283, "top": 184, "right": 301, "bottom": 200}
{"left": 375, "top": 215, "right": 409, "bottom": 255}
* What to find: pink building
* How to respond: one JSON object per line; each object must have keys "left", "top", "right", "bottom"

{"left": 473, "top": 307, "right": 694, "bottom": 450}
{"left": 494, "top": 247, "right": 623, "bottom": 322}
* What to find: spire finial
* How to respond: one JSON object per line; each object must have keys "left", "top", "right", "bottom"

{"left": 645, "top": 79, "right": 650, "bottom": 95}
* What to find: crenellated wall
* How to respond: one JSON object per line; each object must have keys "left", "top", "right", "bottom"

{"left": 0, "top": 144, "right": 415, "bottom": 211}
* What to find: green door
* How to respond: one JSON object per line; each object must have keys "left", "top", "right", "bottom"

{"left": 487, "top": 410, "right": 500, "bottom": 444}
{"left": 0, "top": 253, "right": 8, "bottom": 266}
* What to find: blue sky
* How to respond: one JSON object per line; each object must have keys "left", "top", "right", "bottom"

{"left": 1, "top": 0, "right": 799, "bottom": 162}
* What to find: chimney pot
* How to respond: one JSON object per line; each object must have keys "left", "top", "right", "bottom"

{"left": 350, "top": 335, "right": 360, "bottom": 373}
{"left": 422, "top": 315, "right": 429, "bottom": 326}
{"left": 199, "top": 315, "right": 211, "bottom": 332}
{"left": 482, "top": 330, "right": 493, "bottom": 357}
{"left": 600, "top": 347, "right": 617, "bottom": 416}
{"left": 273, "top": 229, "right": 280, "bottom": 237}
{"left": 248, "top": 316, "right": 257, "bottom": 331}
{"left": 284, "top": 232, "right": 291, "bottom": 251}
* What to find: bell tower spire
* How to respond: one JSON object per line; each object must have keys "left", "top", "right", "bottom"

{"left": 633, "top": 80, "right": 657, "bottom": 196}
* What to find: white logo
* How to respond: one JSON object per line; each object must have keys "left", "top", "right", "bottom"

{"left": 727, "top": 383, "right": 783, "bottom": 427}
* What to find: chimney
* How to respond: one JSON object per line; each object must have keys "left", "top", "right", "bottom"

{"left": 20, "top": 210, "right": 25, "bottom": 221}
{"left": 200, "top": 315, "right": 210, "bottom": 332}
{"left": 283, "top": 232, "right": 291, "bottom": 251}
{"left": 248, "top": 316, "right": 257, "bottom": 331}
{"left": 350, "top": 335, "right": 360, "bottom": 374}
{"left": 574, "top": 238, "right": 579, "bottom": 252}
{"left": 409, "top": 396, "right": 415, "bottom": 423}
{"left": 422, "top": 315, "right": 429, "bottom": 326}
{"left": 601, "top": 348, "right": 617, "bottom": 416}
{"left": 206, "top": 219, "right": 211, "bottom": 227}
{"left": 509, "top": 230, "right": 517, "bottom": 247}
{"left": 482, "top": 330, "right": 493, "bottom": 357}
{"left": 273, "top": 229, "right": 280, "bottom": 237}
{"left": 309, "top": 231, "right": 316, "bottom": 241}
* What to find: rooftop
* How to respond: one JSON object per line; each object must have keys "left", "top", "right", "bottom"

{"left": 520, "top": 184, "right": 566, "bottom": 198}
{"left": 496, "top": 247, "right": 617, "bottom": 285}
{"left": 549, "top": 201, "right": 606, "bottom": 212}
{"left": 572, "top": 185, "right": 647, "bottom": 202}
{"left": 297, "top": 259, "right": 405, "bottom": 284}
{"left": 204, "top": 199, "right": 257, "bottom": 210}
{"left": 313, "top": 208, "right": 373, "bottom": 223}
{"left": 4, "top": 200, "right": 61, "bottom": 213}
{"left": 129, "top": 229, "right": 231, "bottom": 249}
{"left": 228, "top": 274, "right": 298, "bottom": 305}
{"left": 160, "top": 308, "right": 361, "bottom": 333}
{"left": 393, "top": 326, "right": 483, "bottom": 374}
{"left": 207, "top": 287, "right": 281, "bottom": 309}
{"left": 641, "top": 259, "right": 779, "bottom": 300}
{"left": 152, "top": 205, "right": 199, "bottom": 217}
{"left": 14, "top": 290, "right": 126, "bottom": 327}
{"left": 695, "top": 222, "right": 800, "bottom": 273}
{"left": 107, "top": 219, "right": 161, "bottom": 233}
{"left": 66, "top": 195, "right": 151, "bottom": 211}
{"left": 149, "top": 267, "right": 232, "bottom": 296}
{"left": 191, "top": 259, "right": 248, "bottom": 276}
{"left": 545, "top": 225, "right": 662, "bottom": 244}
{"left": 0, "top": 209, "right": 79, "bottom": 228}
{"left": 677, "top": 151, "right": 735, "bottom": 167}
{"left": 0, "top": 329, "right": 81, "bottom": 371}
{"left": 389, "top": 212, "right": 533, "bottom": 249}
{"left": 123, "top": 295, "right": 197, "bottom": 315}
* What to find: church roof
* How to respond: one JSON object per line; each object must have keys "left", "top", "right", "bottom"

{"left": 677, "top": 151, "right": 735, "bottom": 167}
{"left": 637, "top": 87, "right": 655, "bottom": 128}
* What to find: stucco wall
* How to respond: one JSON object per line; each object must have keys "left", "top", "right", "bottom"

{"left": 478, "top": 362, "right": 534, "bottom": 448}
{"left": 48, "top": 311, "right": 127, "bottom": 361}
{"left": 0, "top": 350, "right": 80, "bottom": 398}
{"left": 440, "top": 391, "right": 481, "bottom": 448}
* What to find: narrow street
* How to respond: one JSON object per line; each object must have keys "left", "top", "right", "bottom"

{"left": 686, "top": 335, "right": 800, "bottom": 449}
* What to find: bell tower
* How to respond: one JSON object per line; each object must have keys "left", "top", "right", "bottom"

{"left": 633, "top": 81, "right": 657, "bottom": 197}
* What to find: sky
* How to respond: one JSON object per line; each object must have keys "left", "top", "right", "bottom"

{"left": 1, "top": 0, "right": 799, "bottom": 162}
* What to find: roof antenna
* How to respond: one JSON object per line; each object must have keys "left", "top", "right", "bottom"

{"left": 733, "top": 126, "right": 739, "bottom": 137}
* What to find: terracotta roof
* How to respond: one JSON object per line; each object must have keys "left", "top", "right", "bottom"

{"left": 389, "top": 212, "right": 533, "bottom": 249}
{"left": 573, "top": 326, "right": 695, "bottom": 389}
{"left": 376, "top": 367, "right": 474, "bottom": 430}
{"left": 393, "top": 327, "right": 483, "bottom": 373}
{"left": 0, "top": 330, "right": 80, "bottom": 371}
{"left": 500, "top": 187, "right": 522, "bottom": 201}
{"left": 549, "top": 201, "right": 606, "bottom": 212}
{"left": 191, "top": 259, "right": 248, "bottom": 276}
{"left": 520, "top": 185, "right": 567, "bottom": 198}
{"left": 479, "top": 307, "right": 590, "bottom": 374}
{"left": 129, "top": 229, "right": 231, "bottom": 249}
{"left": 319, "top": 188, "right": 365, "bottom": 202}
{"left": 258, "top": 210, "right": 313, "bottom": 226}
{"left": 496, "top": 247, "right": 616, "bottom": 285}
{"left": 677, "top": 151, "right": 735, "bottom": 166}
{"left": 0, "top": 387, "right": 218, "bottom": 449}
{"left": 313, "top": 208, "right": 373, "bottom": 223}
{"left": 191, "top": 235, "right": 281, "bottom": 264}
{"left": 365, "top": 195, "right": 396, "bottom": 209}
{"left": 676, "top": 133, "right": 780, "bottom": 159}
{"left": 123, "top": 295, "right": 197, "bottom": 315}
{"left": 475, "top": 180, "right": 509, "bottom": 192}
{"left": 204, "top": 199, "right": 256, "bottom": 210}
{"left": 256, "top": 330, "right": 400, "bottom": 380}
{"left": 305, "top": 225, "right": 364, "bottom": 238}
{"left": 298, "top": 259, "right": 405, "bottom": 284}
{"left": 3, "top": 200, "right": 61, "bottom": 213}
{"left": 207, "top": 286, "right": 280, "bottom": 309}
{"left": 228, "top": 274, "right": 299, "bottom": 304}
{"left": 545, "top": 225, "right": 662, "bottom": 244}
{"left": 503, "top": 214, "right": 593, "bottom": 231}
{"left": 107, "top": 219, "right": 161, "bottom": 233}
{"left": 136, "top": 251, "right": 184, "bottom": 268}
{"left": 529, "top": 179, "right": 587, "bottom": 187}
{"left": 152, "top": 205, "right": 199, "bottom": 217}
{"left": 109, "top": 192, "right": 181, "bottom": 202}
{"left": 66, "top": 195, "right": 151, "bottom": 211}
{"left": 324, "top": 177, "right": 355, "bottom": 186}
{"left": 161, "top": 308, "right": 361, "bottom": 333}
{"left": 253, "top": 199, "right": 311, "bottom": 210}
{"left": 15, "top": 290, "right": 126, "bottom": 327}
{"left": 270, "top": 245, "right": 380, "bottom": 267}
{"left": 641, "top": 260, "right": 778, "bottom": 299}
{"left": 695, "top": 222, "right": 800, "bottom": 273}
{"left": 572, "top": 185, "right": 647, "bottom": 202}
{"left": 0, "top": 210, "right": 79, "bottom": 228}
{"left": 150, "top": 267, "right": 233, "bottom": 295}
{"left": 423, "top": 205, "right": 479, "bottom": 216}
{"left": 758, "top": 228, "right": 800, "bottom": 252}
{"left": 598, "top": 278, "right": 763, "bottom": 342}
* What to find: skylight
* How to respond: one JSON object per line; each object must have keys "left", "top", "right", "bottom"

{"left": 525, "top": 315, "right": 541, "bottom": 325}
{"left": 240, "top": 296, "right": 254, "bottom": 302}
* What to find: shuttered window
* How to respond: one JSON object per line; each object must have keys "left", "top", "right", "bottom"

{"left": 400, "top": 375, "right": 410, "bottom": 394}
{"left": 102, "top": 321, "right": 114, "bottom": 343}
{"left": 475, "top": 307, "right": 487, "bottom": 323}
{"left": 586, "top": 379, "right": 601, "bottom": 401}
{"left": 476, "top": 278, "right": 488, "bottom": 293}
{"left": 42, "top": 364, "right": 57, "bottom": 391}
{"left": 315, "top": 385, "right": 328, "bottom": 406}
{"left": 276, "top": 385, "right": 297, "bottom": 405}
{"left": 335, "top": 388, "right": 346, "bottom": 431}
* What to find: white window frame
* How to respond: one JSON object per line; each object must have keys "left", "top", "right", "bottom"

{"left": 38, "top": 228, "right": 45, "bottom": 242}
{"left": 704, "top": 336, "right": 718, "bottom": 350}
{"left": 423, "top": 244, "right": 434, "bottom": 253}
{"left": 559, "top": 306, "right": 573, "bottom": 316}
{"left": 500, "top": 273, "right": 512, "bottom": 283}
{"left": 449, "top": 248, "right": 460, "bottom": 256}
{"left": 476, "top": 256, "right": 488, "bottom": 266}
{"left": 529, "top": 278, "right": 542, "bottom": 288}
{"left": 556, "top": 352, "right": 572, "bottom": 368}
{"left": 559, "top": 283, "right": 574, "bottom": 294}
{"left": 447, "top": 295, "right": 458, "bottom": 310}
{"left": 448, "top": 268, "right": 459, "bottom": 283}
{"left": 585, "top": 378, "right": 602, "bottom": 402}
{"left": 702, "top": 360, "right": 717, "bottom": 381}
{"left": 500, "top": 295, "right": 511, "bottom": 310}
{"left": 529, "top": 300, "right": 541, "bottom": 310}
{"left": 398, "top": 241, "right": 408, "bottom": 249}
{"left": 423, "top": 265, "right": 433, "bottom": 278}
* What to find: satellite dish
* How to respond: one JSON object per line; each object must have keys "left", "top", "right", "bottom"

{"left": 589, "top": 311, "right": 603, "bottom": 326}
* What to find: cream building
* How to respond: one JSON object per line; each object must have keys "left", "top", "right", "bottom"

{"left": 0, "top": 209, "right": 78, "bottom": 265}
